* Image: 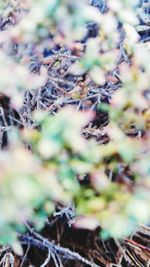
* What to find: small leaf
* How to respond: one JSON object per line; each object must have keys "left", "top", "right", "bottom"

{"left": 12, "top": 241, "right": 23, "bottom": 256}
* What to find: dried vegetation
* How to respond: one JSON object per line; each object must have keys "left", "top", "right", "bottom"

{"left": 0, "top": 0, "right": 150, "bottom": 266}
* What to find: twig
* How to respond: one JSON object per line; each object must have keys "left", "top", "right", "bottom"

{"left": 51, "top": 252, "right": 64, "bottom": 267}
{"left": 19, "top": 229, "right": 101, "bottom": 267}
{"left": 0, "top": 252, "right": 14, "bottom": 267}
{"left": 53, "top": 204, "right": 76, "bottom": 226}
{"left": 124, "top": 238, "right": 150, "bottom": 252}
{"left": 20, "top": 245, "right": 30, "bottom": 267}
{"left": 40, "top": 249, "right": 51, "bottom": 267}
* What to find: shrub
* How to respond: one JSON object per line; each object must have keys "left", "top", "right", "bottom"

{"left": 0, "top": 0, "right": 149, "bottom": 255}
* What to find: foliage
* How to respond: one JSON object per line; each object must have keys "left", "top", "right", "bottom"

{"left": 0, "top": 0, "right": 150, "bottom": 257}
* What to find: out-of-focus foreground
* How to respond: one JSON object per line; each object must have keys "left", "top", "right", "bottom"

{"left": 0, "top": 0, "right": 150, "bottom": 266}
